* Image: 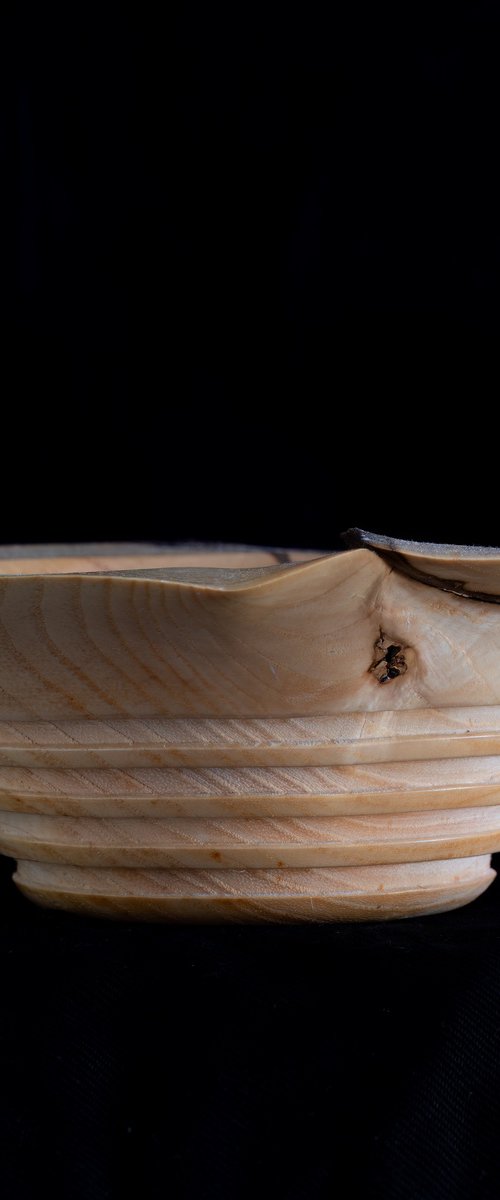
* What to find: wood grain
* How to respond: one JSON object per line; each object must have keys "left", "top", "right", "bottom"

{"left": 0, "top": 544, "right": 319, "bottom": 574}
{"left": 2, "top": 539, "right": 500, "bottom": 921}
{"left": 2, "top": 806, "right": 500, "bottom": 868}
{"left": 1, "top": 755, "right": 500, "bottom": 817}
{"left": 346, "top": 529, "right": 500, "bottom": 600}
{"left": 2, "top": 706, "right": 500, "bottom": 768}
{"left": 14, "top": 857, "right": 495, "bottom": 922}
{"left": 4, "top": 547, "right": 500, "bottom": 721}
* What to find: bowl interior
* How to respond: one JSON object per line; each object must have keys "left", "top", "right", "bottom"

{"left": 0, "top": 543, "right": 318, "bottom": 576}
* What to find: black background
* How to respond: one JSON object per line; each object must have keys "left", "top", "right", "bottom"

{"left": 3, "top": 3, "right": 500, "bottom": 1197}
{"left": 4, "top": 0, "right": 500, "bottom": 550}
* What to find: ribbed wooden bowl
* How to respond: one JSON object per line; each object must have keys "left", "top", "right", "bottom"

{"left": 1, "top": 534, "right": 500, "bottom": 922}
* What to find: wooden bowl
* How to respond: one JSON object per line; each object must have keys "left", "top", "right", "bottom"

{"left": 1, "top": 533, "right": 500, "bottom": 922}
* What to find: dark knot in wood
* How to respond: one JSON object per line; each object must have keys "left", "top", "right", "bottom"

{"left": 370, "top": 631, "right": 408, "bottom": 684}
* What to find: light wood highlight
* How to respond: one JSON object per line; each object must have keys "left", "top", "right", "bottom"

{"left": 2, "top": 706, "right": 500, "bottom": 768}
{"left": 2, "top": 538, "right": 500, "bottom": 921}
{"left": 1, "top": 755, "right": 500, "bottom": 817}
{"left": 0, "top": 544, "right": 319, "bottom": 575}
{"left": 14, "top": 857, "right": 495, "bottom": 922}
{"left": 1, "top": 806, "right": 500, "bottom": 868}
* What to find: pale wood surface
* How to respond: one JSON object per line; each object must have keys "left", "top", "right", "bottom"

{"left": 2, "top": 539, "right": 500, "bottom": 921}
{"left": 2, "top": 755, "right": 500, "bottom": 817}
{"left": 4, "top": 545, "right": 500, "bottom": 721}
{"left": 14, "top": 857, "right": 495, "bottom": 922}
{"left": 2, "top": 806, "right": 500, "bottom": 867}
{"left": 0, "top": 543, "right": 318, "bottom": 575}
{"left": 2, "top": 705, "right": 500, "bottom": 767}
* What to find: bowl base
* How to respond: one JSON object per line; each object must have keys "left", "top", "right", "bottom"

{"left": 14, "top": 855, "right": 495, "bottom": 923}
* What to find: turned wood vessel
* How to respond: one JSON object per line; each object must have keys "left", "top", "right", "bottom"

{"left": 1, "top": 533, "right": 500, "bottom": 922}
